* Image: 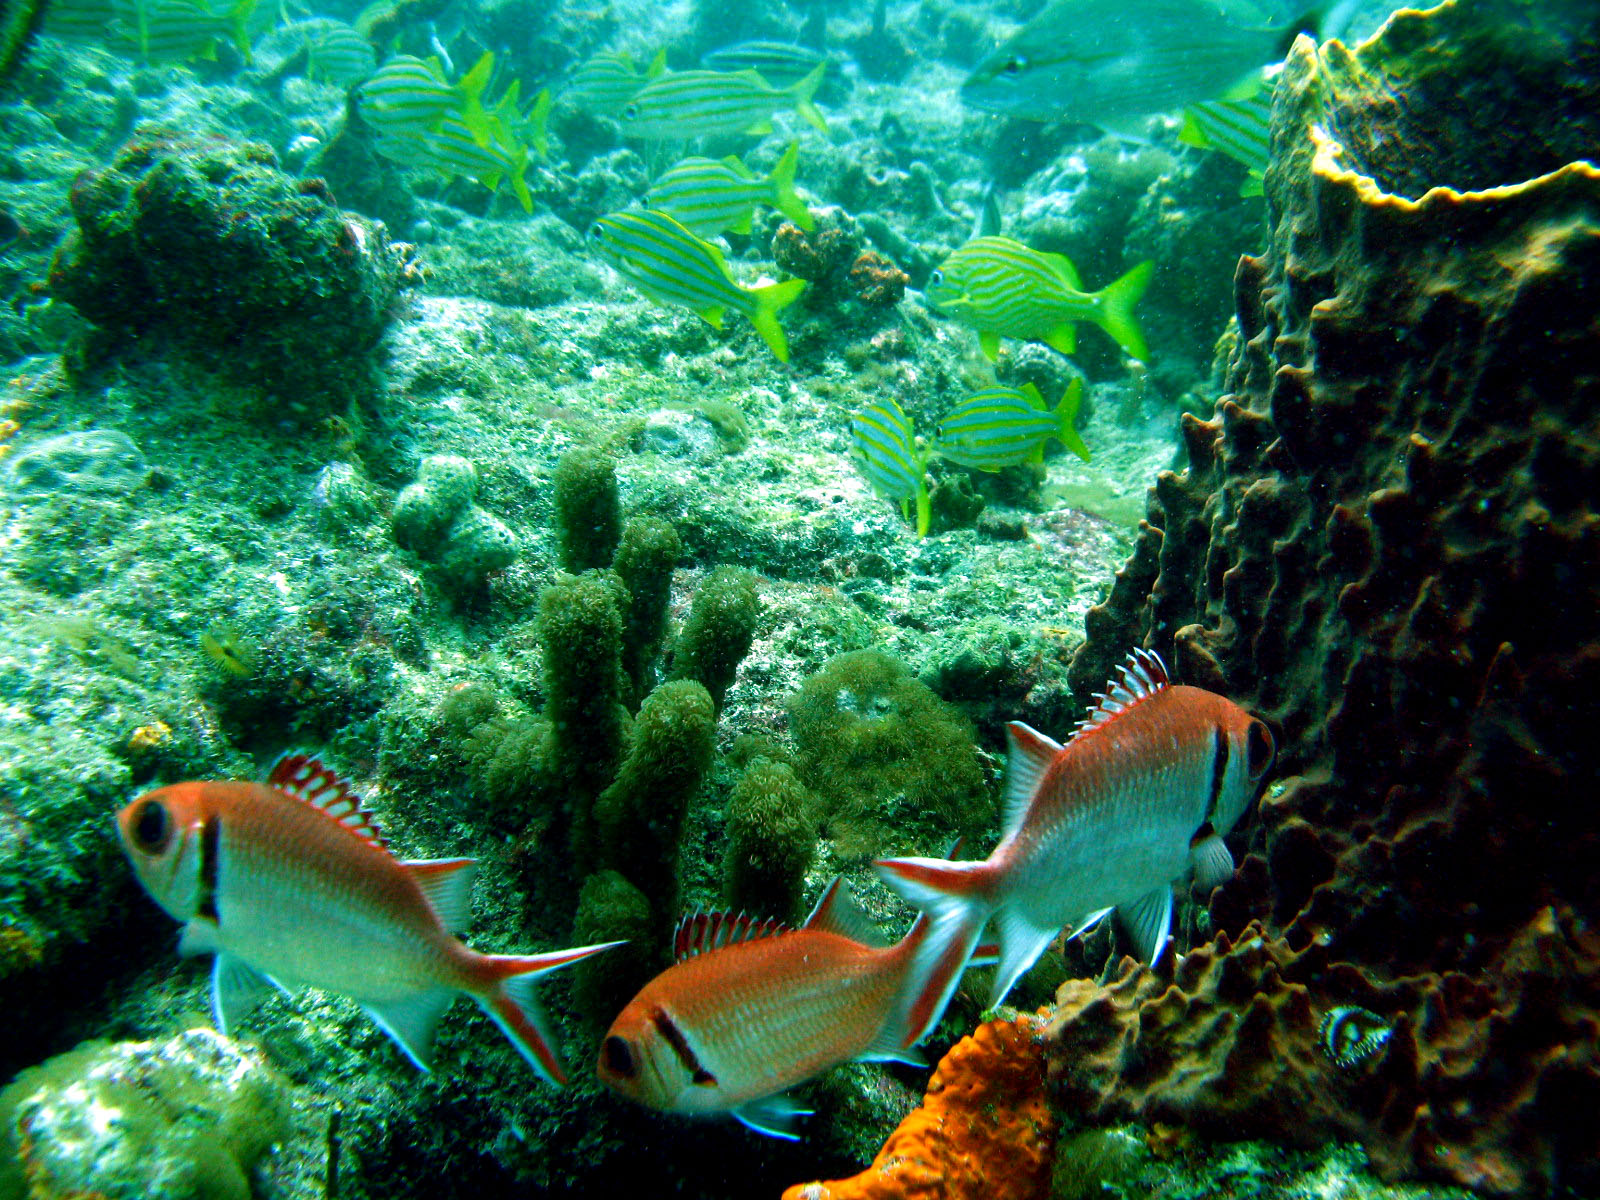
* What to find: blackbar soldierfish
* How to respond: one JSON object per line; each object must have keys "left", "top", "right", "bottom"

{"left": 597, "top": 877, "right": 983, "bottom": 1140}
{"left": 116, "top": 752, "right": 619, "bottom": 1082}
{"left": 876, "top": 649, "right": 1274, "bottom": 1006}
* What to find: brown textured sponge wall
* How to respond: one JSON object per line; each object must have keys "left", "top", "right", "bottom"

{"left": 1054, "top": 1, "right": 1600, "bottom": 1193}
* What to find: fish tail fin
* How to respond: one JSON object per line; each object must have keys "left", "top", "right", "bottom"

{"left": 871, "top": 897, "right": 992, "bottom": 1057}
{"left": 1091, "top": 260, "right": 1153, "bottom": 361}
{"left": 790, "top": 62, "right": 828, "bottom": 133}
{"left": 873, "top": 856, "right": 996, "bottom": 1023}
{"left": 475, "top": 941, "right": 623, "bottom": 1084}
{"left": 1053, "top": 378, "right": 1091, "bottom": 462}
{"left": 526, "top": 87, "right": 553, "bottom": 159}
{"left": 747, "top": 278, "right": 806, "bottom": 363}
{"left": 509, "top": 149, "right": 533, "bottom": 214}
{"left": 227, "top": 0, "right": 257, "bottom": 62}
{"left": 769, "top": 141, "right": 814, "bottom": 231}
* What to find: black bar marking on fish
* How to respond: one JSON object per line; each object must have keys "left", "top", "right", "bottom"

{"left": 1204, "top": 723, "right": 1229, "bottom": 825}
{"left": 651, "top": 1007, "right": 717, "bottom": 1087}
{"left": 198, "top": 816, "right": 220, "bottom": 922}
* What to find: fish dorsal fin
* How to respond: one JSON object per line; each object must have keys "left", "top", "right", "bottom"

{"left": 1042, "top": 250, "right": 1082, "bottom": 290}
{"left": 673, "top": 910, "right": 790, "bottom": 962}
{"left": 1003, "top": 722, "right": 1062, "bottom": 838}
{"left": 802, "top": 876, "right": 886, "bottom": 947}
{"left": 267, "top": 751, "right": 385, "bottom": 848}
{"left": 1071, "top": 649, "right": 1170, "bottom": 740}
{"left": 403, "top": 858, "right": 477, "bottom": 932}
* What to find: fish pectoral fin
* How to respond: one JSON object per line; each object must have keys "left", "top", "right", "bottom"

{"left": 1189, "top": 833, "right": 1235, "bottom": 893}
{"left": 363, "top": 988, "right": 456, "bottom": 1072}
{"left": 732, "top": 1092, "right": 812, "bottom": 1141}
{"left": 211, "top": 953, "right": 275, "bottom": 1037}
{"left": 696, "top": 305, "right": 726, "bottom": 330}
{"left": 1117, "top": 885, "right": 1174, "bottom": 964}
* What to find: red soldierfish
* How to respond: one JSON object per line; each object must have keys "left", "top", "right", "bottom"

{"left": 876, "top": 649, "right": 1275, "bottom": 1006}
{"left": 116, "top": 752, "right": 619, "bottom": 1082}
{"left": 596, "top": 877, "right": 985, "bottom": 1139}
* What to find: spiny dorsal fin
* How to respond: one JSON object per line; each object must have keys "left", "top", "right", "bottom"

{"left": 802, "top": 876, "right": 886, "bottom": 947}
{"left": 403, "top": 858, "right": 477, "bottom": 932}
{"left": 674, "top": 910, "right": 790, "bottom": 962}
{"left": 1071, "top": 649, "right": 1170, "bottom": 739}
{"left": 267, "top": 751, "right": 385, "bottom": 847}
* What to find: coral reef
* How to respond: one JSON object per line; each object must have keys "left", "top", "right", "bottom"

{"left": 1056, "top": 1, "right": 1600, "bottom": 1193}
{"left": 0, "top": 1029, "right": 291, "bottom": 1200}
{"left": 788, "top": 649, "right": 992, "bottom": 857}
{"left": 4, "top": 429, "right": 146, "bottom": 498}
{"left": 780, "top": 1014, "right": 1054, "bottom": 1200}
{"left": 47, "top": 131, "right": 411, "bottom": 414}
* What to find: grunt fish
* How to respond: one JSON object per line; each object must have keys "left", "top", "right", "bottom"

{"left": 876, "top": 650, "right": 1275, "bottom": 1005}
{"left": 961, "top": 0, "right": 1331, "bottom": 134}
{"left": 618, "top": 65, "right": 828, "bottom": 141}
{"left": 597, "top": 877, "right": 984, "bottom": 1139}
{"left": 646, "top": 142, "right": 814, "bottom": 237}
{"left": 117, "top": 752, "right": 619, "bottom": 1081}
{"left": 935, "top": 380, "right": 1089, "bottom": 470}
{"left": 926, "top": 236, "right": 1153, "bottom": 362}
{"left": 1180, "top": 78, "right": 1274, "bottom": 195}
{"left": 587, "top": 209, "right": 807, "bottom": 363}
{"left": 700, "top": 40, "right": 832, "bottom": 87}
{"left": 301, "top": 19, "right": 377, "bottom": 87}
{"left": 562, "top": 48, "right": 666, "bottom": 117}
{"left": 850, "top": 396, "right": 930, "bottom": 537}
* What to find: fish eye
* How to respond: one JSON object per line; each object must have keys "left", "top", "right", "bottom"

{"left": 621, "top": 102, "right": 638, "bottom": 120}
{"left": 1246, "top": 720, "right": 1275, "bottom": 781}
{"left": 601, "top": 1035, "right": 636, "bottom": 1078}
{"left": 588, "top": 223, "right": 605, "bottom": 241}
{"left": 1002, "top": 55, "right": 1025, "bottom": 76}
{"left": 929, "top": 269, "right": 943, "bottom": 286}
{"left": 132, "top": 800, "right": 171, "bottom": 851}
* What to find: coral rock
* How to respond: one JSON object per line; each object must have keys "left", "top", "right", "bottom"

{"left": 781, "top": 1015, "right": 1053, "bottom": 1200}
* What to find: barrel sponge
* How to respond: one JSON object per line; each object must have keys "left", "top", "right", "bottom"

{"left": 553, "top": 446, "right": 622, "bottom": 573}
{"left": 613, "top": 516, "right": 682, "bottom": 706}
{"left": 392, "top": 454, "right": 478, "bottom": 552}
{"left": 571, "top": 869, "right": 657, "bottom": 1027}
{"left": 593, "top": 679, "right": 716, "bottom": 910}
{"left": 788, "top": 649, "right": 991, "bottom": 857}
{"left": 723, "top": 756, "right": 817, "bottom": 923}
{"left": 670, "top": 566, "right": 761, "bottom": 713}
{"left": 0, "top": 1028, "right": 291, "bottom": 1200}
{"left": 538, "top": 571, "right": 627, "bottom": 803}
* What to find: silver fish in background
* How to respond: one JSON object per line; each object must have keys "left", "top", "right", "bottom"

{"left": 961, "top": 0, "right": 1343, "bottom": 134}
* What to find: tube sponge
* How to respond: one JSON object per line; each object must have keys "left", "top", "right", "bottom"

{"left": 539, "top": 571, "right": 627, "bottom": 808}
{"left": 571, "top": 869, "right": 657, "bottom": 1026}
{"left": 671, "top": 566, "right": 760, "bottom": 713}
{"left": 592, "top": 679, "right": 716, "bottom": 920}
{"left": 553, "top": 446, "right": 622, "bottom": 572}
{"left": 723, "top": 756, "right": 817, "bottom": 923}
{"left": 613, "top": 516, "right": 682, "bottom": 708}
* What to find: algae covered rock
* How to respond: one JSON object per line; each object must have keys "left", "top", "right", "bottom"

{"left": 47, "top": 130, "right": 411, "bottom": 413}
{"left": 391, "top": 454, "right": 518, "bottom": 594}
{"left": 789, "top": 649, "right": 992, "bottom": 857}
{"left": 0, "top": 1028, "right": 291, "bottom": 1200}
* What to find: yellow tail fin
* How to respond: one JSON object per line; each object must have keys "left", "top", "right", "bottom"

{"left": 746, "top": 278, "right": 806, "bottom": 363}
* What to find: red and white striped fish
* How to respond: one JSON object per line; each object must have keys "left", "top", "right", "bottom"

{"left": 876, "top": 649, "right": 1275, "bottom": 1006}
{"left": 115, "top": 752, "right": 619, "bottom": 1082}
{"left": 595, "top": 877, "right": 985, "bottom": 1140}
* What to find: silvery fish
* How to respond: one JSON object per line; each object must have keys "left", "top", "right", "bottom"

{"left": 926, "top": 236, "right": 1153, "bottom": 362}
{"left": 618, "top": 65, "right": 828, "bottom": 141}
{"left": 850, "top": 396, "right": 930, "bottom": 537}
{"left": 597, "top": 878, "right": 983, "bottom": 1139}
{"left": 876, "top": 650, "right": 1275, "bottom": 1005}
{"left": 646, "top": 142, "right": 813, "bottom": 237}
{"left": 935, "top": 380, "right": 1089, "bottom": 470}
{"left": 588, "top": 209, "right": 807, "bottom": 363}
{"left": 117, "top": 752, "right": 620, "bottom": 1081}
{"left": 962, "top": 0, "right": 1335, "bottom": 134}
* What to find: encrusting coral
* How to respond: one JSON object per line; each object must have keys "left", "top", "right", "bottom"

{"left": 1045, "top": 1, "right": 1600, "bottom": 1193}
{"left": 781, "top": 1015, "right": 1054, "bottom": 1200}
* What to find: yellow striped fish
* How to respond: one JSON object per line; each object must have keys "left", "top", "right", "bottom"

{"left": 618, "top": 65, "right": 827, "bottom": 141}
{"left": 302, "top": 19, "right": 376, "bottom": 87}
{"left": 563, "top": 48, "right": 665, "bottom": 117}
{"left": 1180, "top": 82, "right": 1273, "bottom": 197}
{"left": 588, "top": 209, "right": 807, "bottom": 363}
{"left": 646, "top": 142, "right": 813, "bottom": 237}
{"left": 925, "top": 236, "right": 1153, "bottom": 363}
{"left": 359, "top": 52, "right": 491, "bottom": 138}
{"left": 378, "top": 112, "right": 534, "bottom": 212}
{"left": 935, "top": 380, "right": 1089, "bottom": 470}
{"left": 700, "top": 40, "right": 831, "bottom": 87}
{"left": 849, "top": 397, "right": 930, "bottom": 537}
